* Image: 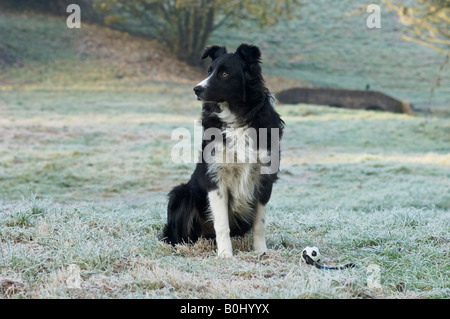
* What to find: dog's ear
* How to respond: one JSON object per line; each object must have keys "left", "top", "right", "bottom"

{"left": 201, "top": 45, "right": 227, "bottom": 61}
{"left": 236, "top": 43, "right": 261, "bottom": 65}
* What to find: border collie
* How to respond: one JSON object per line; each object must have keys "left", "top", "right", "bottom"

{"left": 162, "top": 43, "right": 284, "bottom": 257}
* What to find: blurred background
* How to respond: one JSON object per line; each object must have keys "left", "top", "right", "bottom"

{"left": 0, "top": 0, "right": 449, "bottom": 114}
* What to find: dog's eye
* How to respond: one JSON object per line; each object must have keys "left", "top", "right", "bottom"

{"left": 220, "top": 71, "right": 229, "bottom": 78}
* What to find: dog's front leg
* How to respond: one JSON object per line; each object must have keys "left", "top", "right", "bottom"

{"left": 252, "top": 202, "right": 268, "bottom": 253}
{"left": 208, "top": 189, "right": 233, "bottom": 258}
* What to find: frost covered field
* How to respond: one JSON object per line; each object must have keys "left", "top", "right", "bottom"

{"left": 1, "top": 86, "right": 449, "bottom": 298}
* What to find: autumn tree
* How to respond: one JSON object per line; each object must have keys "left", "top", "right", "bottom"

{"left": 381, "top": 0, "right": 449, "bottom": 115}
{"left": 383, "top": 0, "right": 449, "bottom": 55}
{"left": 92, "top": 0, "right": 301, "bottom": 65}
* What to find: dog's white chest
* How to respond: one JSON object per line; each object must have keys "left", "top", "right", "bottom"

{"left": 205, "top": 104, "right": 263, "bottom": 216}
{"left": 209, "top": 161, "right": 260, "bottom": 216}
{"left": 207, "top": 130, "right": 261, "bottom": 216}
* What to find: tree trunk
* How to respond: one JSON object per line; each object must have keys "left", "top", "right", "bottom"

{"left": 172, "top": 3, "right": 216, "bottom": 66}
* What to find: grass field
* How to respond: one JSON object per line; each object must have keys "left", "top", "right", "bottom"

{"left": 1, "top": 84, "right": 449, "bottom": 298}
{"left": 0, "top": 7, "right": 449, "bottom": 299}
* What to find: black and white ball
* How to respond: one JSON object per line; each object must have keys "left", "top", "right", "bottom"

{"left": 302, "top": 246, "right": 322, "bottom": 265}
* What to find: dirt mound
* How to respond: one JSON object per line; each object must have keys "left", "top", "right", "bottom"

{"left": 76, "top": 24, "right": 203, "bottom": 83}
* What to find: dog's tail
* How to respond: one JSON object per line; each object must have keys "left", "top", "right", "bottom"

{"left": 162, "top": 183, "right": 206, "bottom": 246}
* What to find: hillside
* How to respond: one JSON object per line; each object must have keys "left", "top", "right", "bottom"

{"left": 1, "top": 4, "right": 448, "bottom": 115}
{"left": 0, "top": 11, "right": 202, "bottom": 88}
{"left": 2, "top": 3, "right": 449, "bottom": 116}
{"left": 0, "top": 10, "right": 304, "bottom": 93}
{"left": 210, "top": 0, "right": 449, "bottom": 114}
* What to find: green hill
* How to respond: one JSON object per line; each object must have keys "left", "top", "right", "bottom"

{"left": 0, "top": 2, "right": 448, "bottom": 115}
{"left": 0, "top": 10, "right": 201, "bottom": 88}
{"left": 210, "top": 0, "right": 449, "bottom": 114}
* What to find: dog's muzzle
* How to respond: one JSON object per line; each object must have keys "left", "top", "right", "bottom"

{"left": 193, "top": 85, "right": 204, "bottom": 100}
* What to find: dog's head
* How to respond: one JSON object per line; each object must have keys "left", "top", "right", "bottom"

{"left": 193, "top": 43, "right": 263, "bottom": 104}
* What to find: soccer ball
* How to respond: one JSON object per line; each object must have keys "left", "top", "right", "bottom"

{"left": 302, "top": 246, "right": 322, "bottom": 265}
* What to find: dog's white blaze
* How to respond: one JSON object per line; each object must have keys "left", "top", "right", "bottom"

{"left": 196, "top": 73, "right": 213, "bottom": 89}
{"left": 252, "top": 202, "right": 267, "bottom": 252}
{"left": 208, "top": 189, "right": 233, "bottom": 258}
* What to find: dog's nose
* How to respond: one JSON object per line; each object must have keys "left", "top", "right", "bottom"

{"left": 193, "top": 85, "right": 204, "bottom": 96}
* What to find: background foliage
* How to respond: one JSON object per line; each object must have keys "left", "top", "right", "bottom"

{"left": 91, "top": 0, "right": 301, "bottom": 64}
{"left": 383, "top": 0, "right": 449, "bottom": 55}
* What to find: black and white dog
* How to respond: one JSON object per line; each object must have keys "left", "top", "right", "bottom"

{"left": 163, "top": 43, "right": 284, "bottom": 257}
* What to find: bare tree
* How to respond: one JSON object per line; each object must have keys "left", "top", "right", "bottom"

{"left": 383, "top": 0, "right": 449, "bottom": 55}
{"left": 93, "top": 0, "right": 301, "bottom": 65}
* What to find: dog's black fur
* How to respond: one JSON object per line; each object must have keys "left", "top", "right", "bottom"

{"left": 162, "top": 44, "right": 284, "bottom": 247}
